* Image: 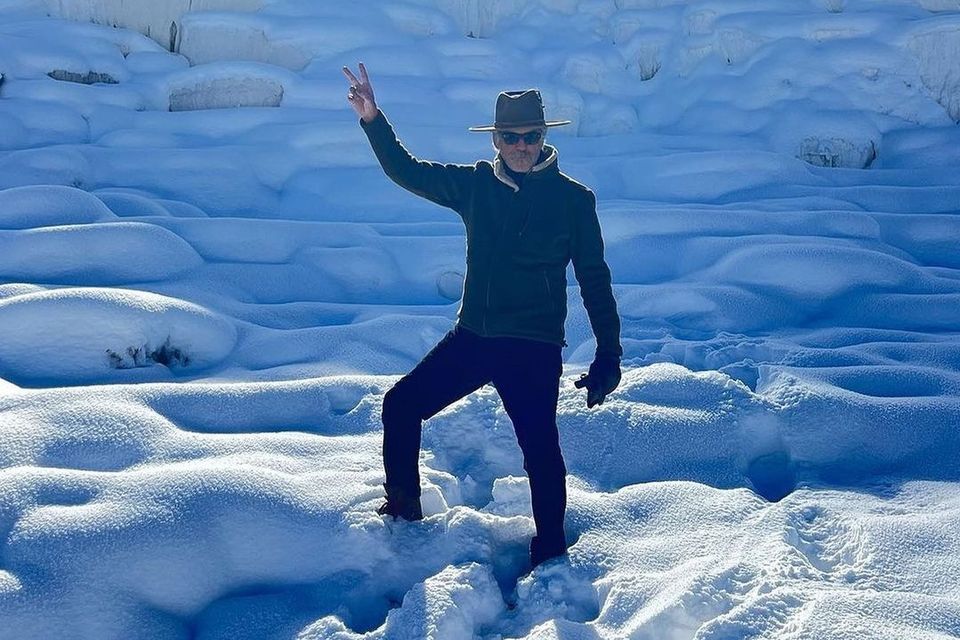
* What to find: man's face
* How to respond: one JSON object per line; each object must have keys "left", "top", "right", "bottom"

{"left": 494, "top": 127, "right": 546, "bottom": 173}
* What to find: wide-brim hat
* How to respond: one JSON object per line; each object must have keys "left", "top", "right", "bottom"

{"left": 469, "top": 89, "right": 571, "bottom": 131}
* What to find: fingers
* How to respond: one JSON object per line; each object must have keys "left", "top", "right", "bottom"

{"left": 359, "top": 62, "right": 369, "bottom": 83}
{"left": 587, "top": 388, "right": 601, "bottom": 408}
{"left": 576, "top": 373, "right": 611, "bottom": 408}
{"left": 342, "top": 65, "right": 359, "bottom": 85}
{"left": 587, "top": 392, "right": 606, "bottom": 408}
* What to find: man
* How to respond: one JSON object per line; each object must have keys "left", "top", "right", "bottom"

{"left": 343, "top": 63, "right": 622, "bottom": 568}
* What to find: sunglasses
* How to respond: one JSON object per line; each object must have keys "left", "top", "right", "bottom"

{"left": 498, "top": 130, "right": 544, "bottom": 145}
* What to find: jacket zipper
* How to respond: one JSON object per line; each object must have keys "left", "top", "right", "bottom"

{"left": 483, "top": 188, "right": 536, "bottom": 333}
{"left": 517, "top": 189, "right": 535, "bottom": 239}
{"left": 542, "top": 270, "right": 552, "bottom": 302}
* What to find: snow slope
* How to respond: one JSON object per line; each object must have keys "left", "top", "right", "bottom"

{"left": 0, "top": 0, "right": 959, "bottom": 638}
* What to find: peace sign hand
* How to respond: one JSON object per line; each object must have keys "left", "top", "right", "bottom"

{"left": 343, "top": 62, "right": 378, "bottom": 123}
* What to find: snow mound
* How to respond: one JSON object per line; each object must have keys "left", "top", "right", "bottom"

{"left": 704, "top": 243, "right": 923, "bottom": 300}
{"left": 0, "top": 222, "right": 203, "bottom": 284}
{"left": 0, "top": 459, "right": 375, "bottom": 638}
{"left": 124, "top": 50, "right": 190, "bottom": 74}
{"left": 0, "top": 284, "right": 45, "bottom": 300}
{"left": 874, "top": 213, "right": 960, "bottom": 269}
{"left": 94, "top": 189, "right": 174, "bottom": 217}
{"left": 302, "top": 563, "right": 504, "bottom": 640}
{"left": 155, "top": 198, "right": 209, "bottom": 218}
{"left": 559, "top": 363, "right": 771, "bottom": 492}
{"left": 166, "top": 63, "right": 292, "bottom": 111}
{"left": 177, "top": 12, "right": 308, "bottom": 69}
{"left": 0, "top": 185, "right": 115, "bottom": 229}
{"left": 0, "top": 287, "right": 237, "bottom": 385}
{"left": 0, "top": 146, "right": 92, "bottom": 191}
{"left": 50, "top": 0, "right": 264, "bottom": 51}
{"left": 760, "top": 367, "right": 960, "bottom": 481}
{"left": 421, "top": 363, "right": 794, "bottom": 501}
{"left": 176, "top": 12, "right": 373, "bottom": 71}
{"left": 0, "top": 17, "right": 136, "bottom": 81}
{"left": 139, "top": 377, "right": 385, "bottom": 435}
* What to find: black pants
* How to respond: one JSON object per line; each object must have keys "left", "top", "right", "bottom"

{"left": 382, "top": 324, "right": 567, "bottom": 549}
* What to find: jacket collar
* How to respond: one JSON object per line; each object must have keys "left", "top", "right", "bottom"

{"left": 493, "top": 144, "right": 558, "bottom": 192}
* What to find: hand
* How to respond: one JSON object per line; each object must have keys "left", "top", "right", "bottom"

{"left": 342, "top": 62, "right": 378, "bottom": 123}
{"left": 574, "top": 356, "right": 621, "bottom": 408}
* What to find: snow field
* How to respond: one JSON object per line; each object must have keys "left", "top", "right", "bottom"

{"left": 1, "top": 0, "right": 959, "bottom": 637}
{"left": 1, "top": 178, "right": 958, "bottom": 403}
{"left": 1, "top": 369, "right": 958, "bottom": 639}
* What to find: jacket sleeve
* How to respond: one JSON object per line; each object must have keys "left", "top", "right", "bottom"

{"left": 571, "top": 189, "right": 623, "bottom": 359}
{"left": 360, "top": 110, "right": 474, "bottom": 214}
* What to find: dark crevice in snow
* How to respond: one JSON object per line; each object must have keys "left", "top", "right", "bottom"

{"left": 47, "top": 69, "right": 118, "bottom": 85}
{"left": 746, "top": 450, "right": 798, "bottom": 502}
{"left": 106, "top": 336, "right": 192, "bottom": 370}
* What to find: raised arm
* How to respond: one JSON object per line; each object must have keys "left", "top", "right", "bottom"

{"left": 343, "top": 63, "right": 473, "bottom": 213}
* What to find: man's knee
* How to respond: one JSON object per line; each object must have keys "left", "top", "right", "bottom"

{"left": 382, "top": 380, "right": 424, "bottom": 426}
{"left": 523, "top": 441, "right": 566, "bottom": 479}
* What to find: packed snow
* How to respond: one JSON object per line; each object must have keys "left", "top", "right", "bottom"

{"left": 0, "top": 0, "right": 959, "bottom": 638}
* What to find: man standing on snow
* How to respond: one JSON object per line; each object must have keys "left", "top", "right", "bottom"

{"left": 343, "top": 63, "right": 622, "bottom": 568}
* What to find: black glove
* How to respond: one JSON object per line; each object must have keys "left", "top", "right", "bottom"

{"left": 574, "top": 355, "right": 621, "bottom": 408}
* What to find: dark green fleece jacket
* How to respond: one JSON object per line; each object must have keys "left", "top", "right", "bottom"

{"left": 361, "top": 111, "right": 622, "bottom": 358}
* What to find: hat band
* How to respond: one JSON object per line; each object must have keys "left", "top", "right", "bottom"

{"left": 494, "top": 118, "right": 547, "bottom": 129}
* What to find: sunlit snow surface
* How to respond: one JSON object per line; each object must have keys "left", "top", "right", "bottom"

{"left": 1, "top": 0, "right": 959, "bottom": 638}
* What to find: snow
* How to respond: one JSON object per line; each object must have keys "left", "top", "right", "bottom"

{"left": 49, "top": 0, "right": 265, "bottom": 51}
{"left": 0, "top": 184, "right": 116, "bottom": 228}
{"left": 0, "top": 287, "right": 236, "bottom": 384}
{"left": 1, "top": 0, "right": 959, "bottom": 638}
{"left": 908, "top": 16, "right": 960, "bottom": 122}
{"left": 165, "top": 62, "right": 293, "bottom": 111}
{"left": 0, "top": 222, "right": 203, "bottom": 282}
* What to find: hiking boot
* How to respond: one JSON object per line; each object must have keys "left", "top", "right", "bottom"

{"left": 377, "top": 485, "right": 423, "bottom": 521}
{"left": 530, "top": 535, "right": 566, "bottom": 568}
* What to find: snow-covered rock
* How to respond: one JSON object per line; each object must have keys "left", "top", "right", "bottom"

{"left": 165, "top": 62, "right": 291, "bottom": 111}
{"left": 47, "top": 0, "right": 264, "bottom": 50}
{"left": 0, "top": 287, "right": 237, "bottom": 384}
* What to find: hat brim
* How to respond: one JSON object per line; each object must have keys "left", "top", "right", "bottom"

{"left": 468, "top": 119, "right": 572, "bottom": 132}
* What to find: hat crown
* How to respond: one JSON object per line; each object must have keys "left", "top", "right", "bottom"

{"left": 495, "top": 89, "right": 546, "bottom": 129}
